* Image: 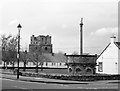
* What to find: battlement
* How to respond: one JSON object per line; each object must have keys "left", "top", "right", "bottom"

{"left": 30, "top": 35, "right": 51, "bottom": 45}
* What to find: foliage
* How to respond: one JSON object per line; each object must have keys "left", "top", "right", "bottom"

{"left": 0, "top": 34, "right": 12, "bottom": 49}
{"left": 20, "top": 51, "right": 28, "bottom": 71}
{"left": 7, "top": 36, "right": 18, "bottom": 66}
{"left": 1, "top": 34, "right": 18, "bottom": 68}
{"left": 58, "top": 51, "right": 64, "bottom": 54}
{"left": 21, "top": 72, "right": 120, "bottom": 81}
{"left": 1, "top": 34, "right": 12, "bottom": 67}
{"left": 28, "top": 52, "right": 48, "bottom": 65}
{"left": 20, "top": 51, "right": 29, "bottom": 63}
{"left": 72, "top": 51, "right": 79, "bottom": 55}
{"left": 28, "top": 52, "right": 49, "bottom": 72}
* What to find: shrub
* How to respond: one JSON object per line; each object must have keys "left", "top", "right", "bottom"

{"left": 20, "top": 72, "right": 120, "bottom": 81}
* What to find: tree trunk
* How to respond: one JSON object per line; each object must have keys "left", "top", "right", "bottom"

{"left": 3, "top": 61, "right": 5, "bottom": 71}
{"left": 23, "top": 62, "right": 26, "bottom": 71}
{"left": 35, "top": 65, "right": 38, "bottom": 73}
{"left": 12, "top": 63, "right": 15, "bottom": 74}
{"left": 41, "top": 64, "right": 43, "bottom": 71}
{"left": 5, "top": 62, "right": 8, "bottom": 70}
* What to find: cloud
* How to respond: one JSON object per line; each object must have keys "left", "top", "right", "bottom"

{"left": 90, "top": 27, "right": 118, "bottom": 36}
{"left": 41, "top": 26, "right": 47, "bottom": 30}
{"left": 0, "top": 31, "right": 3, "bottom": 35}
{"left": 61, "top": 24, "right": 67, "bottom": 29}
{"left": 8, "top": 19, "right": 18, "bottom": 25}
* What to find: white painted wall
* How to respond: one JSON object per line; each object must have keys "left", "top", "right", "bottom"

{"left": 0, "top": 61, "right": 67, "bottom": 68}
{"left": 96, "top": 42, "right": 118, "bottom": 74}
{"left": 41, "top": 62, "right": 67, "bottom": 68}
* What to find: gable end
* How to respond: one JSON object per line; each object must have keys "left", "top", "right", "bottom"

{"left": 97, "top": 43, "right": 111, "bottom": 60}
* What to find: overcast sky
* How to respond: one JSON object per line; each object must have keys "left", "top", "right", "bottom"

{"left": 0, "top": 0, "right": 118, "bottom": 54}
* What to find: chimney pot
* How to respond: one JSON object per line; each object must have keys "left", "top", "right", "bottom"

{"left": 110, "top": 36, "right": 116, "bottom": 43}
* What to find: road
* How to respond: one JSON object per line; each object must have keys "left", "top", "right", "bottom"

{"left": 1, "top": 78, "right": 77, "bottom": 90}
{"left": 1, "top": 78, "right": 119, "bottom": 91}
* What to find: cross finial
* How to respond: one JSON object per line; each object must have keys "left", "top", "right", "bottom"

{"left": 80, "top": 18, "right": 83, "bottom": 26}
{"left": 81, "top": 18, "right": 83, "bottom": 23}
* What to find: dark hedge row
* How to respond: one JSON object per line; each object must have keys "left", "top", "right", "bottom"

{"left": 21, "top": 72, "right": 120, "bottom": 81}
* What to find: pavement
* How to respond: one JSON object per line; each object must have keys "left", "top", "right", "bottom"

{"left": 1, "top": 69, "right": 120, "bottom": 85}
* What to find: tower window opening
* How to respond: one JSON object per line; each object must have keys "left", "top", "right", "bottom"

{"left": 45, "top": 47, "right": 48, "bottom": 50}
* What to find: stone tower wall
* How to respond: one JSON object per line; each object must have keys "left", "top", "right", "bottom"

{"left": 29, "top": 35, "right": 52, "bottom": 54}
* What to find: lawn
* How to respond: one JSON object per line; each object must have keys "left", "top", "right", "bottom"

{"left": 24, "top": 68, "right": 69, "bottom": 75}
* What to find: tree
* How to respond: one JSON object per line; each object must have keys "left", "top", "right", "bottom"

{"left": 1, "top": 34, "right": 12, "bottom": 70}
{"left": 72, "top": 51, "right": 79, "bottom": 55}
{"left": 7, "top": 36, "right": 18, "bottom": 71}
{"left": 28, "top": 52, "right": 39, "bottom": 73}
{"left": 20, "top": 50, "right": 28, "bottom": 71}
{"left": 28, "top": 52, "right": 47, "bottom": 73}
{"left": 1, "top": 35, "right": 18, "bottom": 71}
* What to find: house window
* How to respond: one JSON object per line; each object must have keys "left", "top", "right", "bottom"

{"left": 59, "top": 63, "right": 62, "bottom": 66}
{"left": 98, "top": 62, "right": 103, "bottom": 72}
{"left": 52, "top": 63, "right": 55, "bottom": 66}
{"left": 46, "top": 63, "right": 48, "bottom": 66}
{"left": 52, "top": 63, "right": 53, "bottom": 66}
{"left": 102, "top": 56, "right": 103, "bottom": 59}
{"left": 53, "top": 63, "right": 56, "bottom": 65}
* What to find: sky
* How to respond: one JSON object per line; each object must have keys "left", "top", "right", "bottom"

{"left": 0, "top": 0, "right": 118, "bottom": 54}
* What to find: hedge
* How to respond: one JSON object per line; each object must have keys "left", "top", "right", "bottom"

{"left": 21, "top": 72, "right": 120, "bottom": 81}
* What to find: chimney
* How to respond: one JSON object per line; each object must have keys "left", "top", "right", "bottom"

{"left": 110, "top": 35, "right": 116, "bottom": 43}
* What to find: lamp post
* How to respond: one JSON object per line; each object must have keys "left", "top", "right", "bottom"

{"left": 17, "top": 24, "right": 22, "bottom": 79}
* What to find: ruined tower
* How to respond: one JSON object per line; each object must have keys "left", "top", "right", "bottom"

{"left": 29, "top": 35, "right": 53, "bottom": 54}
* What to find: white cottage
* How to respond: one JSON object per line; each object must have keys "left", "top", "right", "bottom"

{"left": 96, "top": 36, "right": 120, "bottom": 74}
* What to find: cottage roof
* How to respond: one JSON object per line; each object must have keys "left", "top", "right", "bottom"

{"left": 97, "top": 43, "right": 110, "bottom": 59}
{"left": 97, "top": 42, "right": 120, "bottom": 60}
{"left": 114, "top": 42, "right": 120, "bottom": 49}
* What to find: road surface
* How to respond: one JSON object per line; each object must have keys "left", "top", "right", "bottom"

{"left": 1, "top": 78, "right": 119, "bottom": 90}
